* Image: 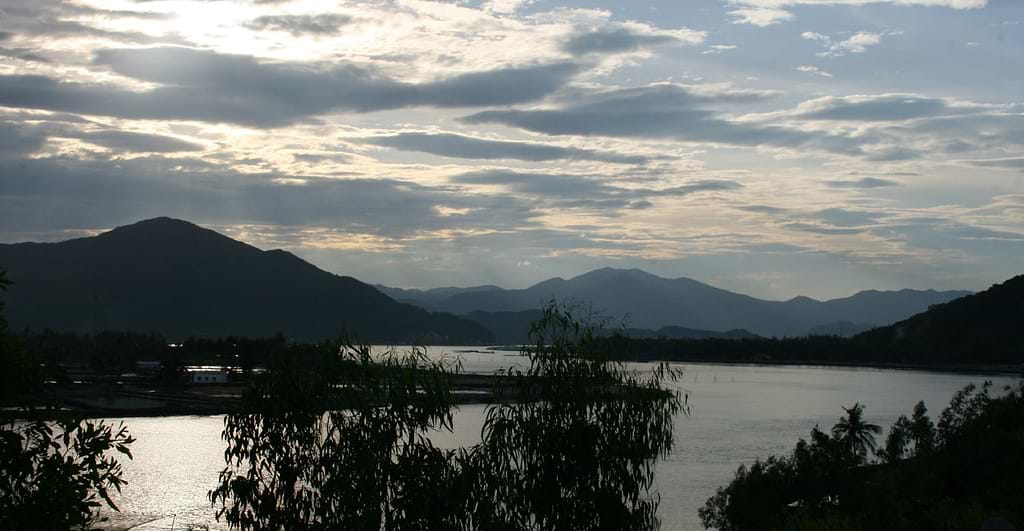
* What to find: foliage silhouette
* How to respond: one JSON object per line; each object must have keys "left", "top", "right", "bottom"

{"left": 700, "top": 380, "right": 1024, "bottom": 531}
{"left": 0, "top": 269, "right": 136, "bottom": 530}
{"left": 831, "top": 403, "right": 882, "bottom": 462}
{"left": 210, "top": 301, "right": 684, "bottom": 530}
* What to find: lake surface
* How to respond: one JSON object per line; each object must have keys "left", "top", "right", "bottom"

{"left": 99, "top": 348, "right": 1019, "bottom": 530}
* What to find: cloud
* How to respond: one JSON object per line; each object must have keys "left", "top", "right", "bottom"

{"left": 361, "top": 132, "right": 650, "bottom": 164}
{"left": 243, "top": 14, "right": 355, "bottom": 36}
{"left": 0, "top": 48, "right": 49, "bottom": 63}
{"left": 562, "top": 25, "right": 705, "bottom": 56}
{"left": 823, "top": 177, "right": 901, "bottom": 188}
{"left": 726, "top": 0, "right": 984, "bottom": 26}
{"left": 76, "top": 130, "right": 206, "bottom": 153}
{"left": 796, "top": 65, "right": 833, "bottom": 77}
{"left": 0, "top": 154, "right": 540, "bottom": 238}
{"left": 460, "top": 83, "right": 865, "bottom": 155}
{"left": 794, "top": 94, "right": 954, "bottom": 121}
{"left": 0, "top": 47, "right": 580, "bottom": 127}
{"left": 482, "top": 0, "right": 534, "bottom": 14}
{"left": 703, "top": 45, "right": 738, "bottom": 55}
{"left": 963, "top": 158, "right": 1024, "bottom": 170}
{"left": 803, "top": 31, "right": 885, "bottom": 57}
{"left": 0, "top": 0, "right": 181, "bottom": 45}
{"left": 0, "top": 119, "right": 205, "bottom": 153}
{"left": 864, "top": 146, "right": 925, "bottom": 161}
{"left": 728, "top": 0, "right": 986, "bottom": 9}
{"left": 451, "top": 169, "right": 741, "bottom": 210}
{"left": 728, "top": 7, "right": 795, "bottom": 26}
{"left": 0, "top": 122, "right": 48, "bottom": 155}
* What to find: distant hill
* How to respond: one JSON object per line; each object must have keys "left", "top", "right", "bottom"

{"left": 383, "top": 268, "right": 971, "bottom": 337}
{"left": 853, "top": 274, "right": 1024, "bottom": 363}
{"left": 376, "top": 284, "right": 503, "bottom": 309}
{"left": 807, "top": 321, "right": 874, "bottom": 337}
{"left": 463, "top": 309, "right": 758, "bottom": 344}
{"left": 0, "top": 218, "right": 492, "bottom": 343}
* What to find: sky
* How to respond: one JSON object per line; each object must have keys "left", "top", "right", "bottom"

{"left": 0, "top": 0, "right": 1022, "bottom": 300}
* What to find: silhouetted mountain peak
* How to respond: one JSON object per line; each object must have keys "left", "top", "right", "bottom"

{"left": 104, "top": 216, "right": 208, "bottom": 237}
{"left": 91, "top": 216, "right": 245, "bottom": 253}
{"left": 0, "top": 219, "right": 493, "bottom": 343}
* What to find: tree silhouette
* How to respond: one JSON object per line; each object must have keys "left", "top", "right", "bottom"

{"left": 210, "top": 301, "right": 684, "bottom": 530}
{"left": 879, "top": 414, "right": 911, "bottom": 463}
{"left": 702, "top": 385, "right": 1024, "bottom": 530}
{"left": 909, "top": 400, "right": 935, "bottom": 455}
{"left": 831, "top": 403, "right": 882, "bottom": 462}
{"left": 0, "top": 269, "right": 136, "bottom": 529}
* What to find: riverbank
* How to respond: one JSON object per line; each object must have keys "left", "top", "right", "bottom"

{"left": 19, "top": 373, "right": 510, "bottom": 419}
{"left": 649, "top": 357, "right": 1024, "bottom": 377}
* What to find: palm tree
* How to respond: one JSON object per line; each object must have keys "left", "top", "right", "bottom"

{"left": 832, "top": 403, "right": 882, "bottom": 462}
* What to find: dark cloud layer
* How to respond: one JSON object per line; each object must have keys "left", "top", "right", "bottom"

{"left": 823, "top": 177, "right": 901, "bottom": 188}
{"left": 563, "top": 27, "right": 678, "bottom": 56}
{"left": 0, "top": 122, "right": 47, "bottom": 155}
{"left": 799, "top": 95, "right": 961, "bottom": 122}
{"left": 0, "top": 0, "right": 180, "bottom": 45}
{"left": 0, "top": 47, "right": 580, "bottom": 127}
{"left": 451, "top": 169, "right": 740, "bottom": 210}
{"left": 1, "top": 120, "right": 205, "bottom": 154}
{"left": 362, "top": 132, "right": 649, "bottom": 164}
{"left": 0, "top": 155, "right": 537, "bottom": 238}
{"left": 461, "top": 84, "right": 866, "bottom": 155}
{"left": 244, "top": 14, "right": 355, "bottom": 35}
{"left": 965, "top": 158, "right": 1024, "bottom": 170}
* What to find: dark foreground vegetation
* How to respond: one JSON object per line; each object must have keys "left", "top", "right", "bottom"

{"left": 1, "top": 270, "right": 136, "bottom": 530}
{"left": 208, "top": 304, "right": 685, "bottom": 530}
{"left": 701, "top": 381, "right": 1024, "bottom": 531}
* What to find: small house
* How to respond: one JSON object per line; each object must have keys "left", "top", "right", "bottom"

{"left": 187, "top": 368, "right": 229, "bottom": 384}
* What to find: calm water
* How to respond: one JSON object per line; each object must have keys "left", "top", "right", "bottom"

{"left": 99, "top": 348, "right": 1018, "bottom": 530}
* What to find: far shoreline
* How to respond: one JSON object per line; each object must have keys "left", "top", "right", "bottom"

{"left": 633, "top": 357, "right": 1024, "bottom": 377}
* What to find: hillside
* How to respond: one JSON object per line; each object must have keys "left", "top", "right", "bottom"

{"left": 384, "top": 268, "right": 970, "bottom": 337}
{"left": 0, "top": 218, "right": 492, "bottom": 343}
{"left": 464, "top": 309, "right": 758, "bottom": 344}
{"left": 853, "top": 274, "right": 1024, "bottom": 363}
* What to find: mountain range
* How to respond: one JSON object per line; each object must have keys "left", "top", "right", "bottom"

{"left": 379, "top": 268, "right": 970, "bottom": 338}
{"left": 0, "top": 217, "right": 975, "bottom": 343}
{"left": 0, "top": 218, "right": 492, "bottom": 343}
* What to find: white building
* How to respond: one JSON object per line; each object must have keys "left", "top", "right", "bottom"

{"left": 187, "top": 368, "right": 230, "bottom": 384}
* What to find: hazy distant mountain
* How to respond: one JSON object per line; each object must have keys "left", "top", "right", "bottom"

{"left": 0, "top": 218, "right": 492, "bottom": 343}
{"left": 853, "top": 274, "right": 1024, "bottom": 363}
{"left": 382, "top": 268, "right": 971, "bottom": 337}
{"left": 464, "top": 309, "right": 758, "bottom": 344}
{"left": 376, "top": 284, "right": 503, "bottom": 309}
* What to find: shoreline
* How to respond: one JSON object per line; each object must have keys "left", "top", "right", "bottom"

{"left": 640, "top": 358, "right": 1023, "bottom": 377}
{"left": 11, "top": 359, "right": 1018, "bottom": 421}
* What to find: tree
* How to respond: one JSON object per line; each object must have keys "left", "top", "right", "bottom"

{"left": 831, "top": 403, "right": 881, "bottom": 463}
{"left": 209, "top": 301, "right": 684, "bottom": 530}
{"left": 467, "top": 302, "right": 684, "bottom": 531}
{"left": 0, "top": 269, "right": 136, "bottom": 530}
{"left": 701, "top": 384, "right": 1024, "bottom": 531}
{"left": 879, "top": 415, "right": 911, "bottom": 463}
{"left": 937, "top": 381, "right": 991, "bottom": 444}
{"left": 909, "top": 401, "right": 935, "bottom": 456}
